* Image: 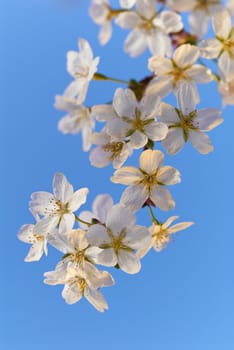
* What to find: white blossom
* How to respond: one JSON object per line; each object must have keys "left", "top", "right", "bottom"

{"left": 86, "top": 204, "right": 150, "bottom": 274}
{"left": 55, "top": 95, "right": 95, "bottom": 151}
{"left": 65, "top": 38, "right": 100, "bottom": 103}
{"left": 111, "top": 149, "right": 180, "bottom": 211}
{"left": 137, "top": 216, "right": 194, "bottom": 257}
{"left": 44, "top": 266, "right": 112, "bottom": 311}
{"left": 106, "top": 88, "right": 168, "bottom": 149}
{"left": 89, "top": 0, "right": 113, "bottom": 45}
{"left": 115, "top": 0, "right": 183, "bottom": 57}
{"left": 119, "top": 0, "right": 136, "bottom": 9}
{"left": 159, "top": 84, "right": 223, "bottom": 154}
{"left": 90, "top": 128, "right": 132, "bottom": 169}
{"left": 30, "top": 173, "right": 89, "bottom": 234}
{"left": 147, "top": 44, "right": 212, "bottom": 104}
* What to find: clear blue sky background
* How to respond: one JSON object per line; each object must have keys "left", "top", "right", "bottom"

{"left": 1, "top": 0, "right": 233, "bottom": 349}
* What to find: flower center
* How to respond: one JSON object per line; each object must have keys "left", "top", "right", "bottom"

{"left": 103, "top": 142, "right": 123, "bottom": 160}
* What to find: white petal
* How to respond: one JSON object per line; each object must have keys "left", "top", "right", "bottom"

{"left": 29, "top": 191, "right": 54, "bottom": 215}
{"left": 18, "top": 224, "right": 35, "bottom": 243}
{"left": 186, "top": 65, "right": 212, "bottom": 83}
{"left": 113, "top": 88, "right": 137, "bottom": 118}
{"left": 85, "top": 288, "right": 108, "bottom": 312}
{"left": 189, "top": 130, "right": 214, "bottom": 154}
{"left": 59, "top": 213, "right": 75, "bottom": 234}
{"left": 199, "top": 39, "right": 222, "bottom": 59}
{"left": 118, "top": 250, "right": 141, "bottom": 274}
{"left": 162, "top": 128, "right": 185, "bottom": 155}
{"left": 129, "top": 130, "right": 148, "bottom": 149}
{"left": 53, "top": 173, "right": 74, "bottom": 203}
{"left": 120, "top": 185, "right": 148, "bottom": 211}
{"left": 195, "top": 109, "right": 223, "bottom": 131}
{"left": 212, "top": 10, "right": 232, "bottom": 38}
{"left": 24, "top": 241, "right": 45, "bottom": 262}
{"left": 97, "top": 248, "right": 117, "bottom": 266}
{"left": 144, "top": 122, "right": 168, "bottom": 141}
{"left": 162, "top": 216, "right": 179, "bottom": 229}
{"left": 148, "top": 55, "right": 172, "bottom": 74}
{"left": 91, "top": 104, "right": 116, "bottom": 122}
{"left": 119, "top": 0, "right": 136, "bottom": 9}
{"left": 136, "top": 0, "right": 155, "bottom": 19}
{"left": 99, "top": 22, "right": 112, "bottom": 45}
{"left": 145, "top": 76, "right": 173, "bottom": 99}
{"left": 189, "top": 10, "right": 209, "bottom": 38}
{"left": 151, "top": 186, "right": 175, "bottom": 211}
{"left": 167, "top": 221, "right": 194, "bottom": 234}
{"left": 123, "top": 225, "right": 150, "bottom": 249}
{"left": 86, "top": 224, "right": 110, "bottom": 246}
{"left": 157, "top": 166, "right": 181, "bottom": 185}
{"left": 106, "top": 204, "right": 135, "bottom": 233}
{"left": 89, "top": 147, "right": 111, "bottom": 168}
{"left": 159, "top": 103, "right": 179, "bottom": 124}
{"left": 140, "top": 94, "right": 160, "bottom": 118}
{"left": 115, "top": 11, "right": 140, "bottom": 28}
{"left": 148, "top": 30, "right": 172, "bottom": 57}
{"left": 62, "top": 284, "right": 83, "bottom": 305}
{"left": 173, "top": 44, "right": 200, "bottom": 67}
{"left": 139, "top": 149, "right": 164, "bottom": 174}
{"left": 124, "top": 29, "right": 148, "bottom": 57}
{"left": 158, "top": 10, "right": 183, "bottom": 33}
{"left": 93, "top": 194, "right": 114, "bottom": 223}
{"left": 176, "top": 83, "right": 197, "bottom": 114}
{"left": 111, "top": 166, "right": 143, "bottom": 185}
{"left": 69, "top": 187, "right": 89, "bottom": 211}
{"left": 34, "top": 216, "right": 59, "bottom": 234}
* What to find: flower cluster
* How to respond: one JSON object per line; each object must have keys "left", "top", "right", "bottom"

{"left": 18, "top": 0, "right": 233, "bottom": 311}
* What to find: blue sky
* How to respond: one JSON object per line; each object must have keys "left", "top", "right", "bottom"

{"left": 1, "top": 1, "right": 233, "bottom": 349}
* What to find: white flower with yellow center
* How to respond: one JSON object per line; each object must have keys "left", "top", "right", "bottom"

{"left": 115, "top": 0, "right": 183, "bottom": 57}
{"left": 64, "top": 38, "right": 100, "bottom": 103}
{"left": 199, "top": 10, "right": 234, "bottom": 76}
{"left": 159, "top": 83, "right": 223, "bottom": 154}
{"left": 111, "top": 149, "right": 180, "bottom": 211}
{"left": 86, "top": 204, "right": 150, "bottom": 274}
{"left": 30, "top": 173, "right": 89, "bottom": 234}
{"left": 137, "top": 216, "right": 194, "bottom": 257}
{"left": 55, "top": 95, "right": 95, "bottom": 151}
{"left": 147, "top": 44, "right": 212, "bottom": 105}
{"left": 44, "top": 266, "right": 113, "bottom": 312}
{"left": 106, "top": 88, "right": 168, "bottom": 149}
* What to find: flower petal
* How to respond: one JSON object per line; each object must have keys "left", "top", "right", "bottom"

{"left": 118, "top": 250, "right": 141, "bottom": 274}
{"left": 162, "top": 127, "right": 185, "bottom": 155}
{"left": 151, "top": 186, "right": 175, "bottom": 211}
{"left": 111, "top": 166, "right": 143, "bottom": 185}
{"left": 189, "top": 130, "right": 214, "bottom": 154}
{"left": 139, "top": 149, "right": 164, "bottom": 174}
{"left": 120, "top": 185, "right": 148, "bottom": 211}
{"left": 157, "top": 166, "right": 181, "bottom": 185}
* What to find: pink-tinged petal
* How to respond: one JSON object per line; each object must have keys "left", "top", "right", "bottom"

{"left": 144, "top": 122, "right": 168, "bottom": 141}
{"left": 118, "top": 250, "right": 141, "bottom": 274}
{"left": 145, "top": 76, "right": 173, "bottom": 99}
{"left": 162, "top": 127, "right": 185, "bottom": 155}
{"left": 167, "top": 221, "right": 194, "bottom": 234}
{"left": 199, "top": 39, "right": 222, "bottom": 59}
{"left": 62, "top": 284, "right": 83, "bottom": 305}
{"left": 173, "top": 44, "right": 200, "bottom": 67}
{"left": 212, "top": 10, "right": 232, "bottom": 39}
{"left": 93, "top": 194, "right": 114, "bottom": 223}
{"left": 157, "top": 166, "right": 181, "bottom": 185}
{"left": 59, "top": 213, "right": 75, "bottom": 234}
{"left": 123, "top": 225, "right": 150, "bottom": 249}
{"left": 186, "top": 65, "right": 212, "bottom": 83}
{"left": 115, "top": 11, "right": 140, "bottom": 28}
{"left": 111, "top": 166, "right": 143, "bottom": 185}
{"left": 151, "top": 186, "right": 175, "bottom": 211}
{"left": 129, "top": 130, "right": 148, "bottom": 149}
{"left": 34, "top": 216, "right": 59, "bottom": 235}
{"left": 159, "top": 103, "right": 179, "bottom": 124}
{"left": 24, "top": 241, "right": 45, "bottom": 262}
{"left": 124, "top": 29, "right": 148, "bottom": 57}
{"left": 85, "top": 288, "right": 108, "bottom": 312}
{"left": 97, "top": 248, "right": 117, "bottom": 267}
{"left": 69, "top": 187, "right": 89, "bottom": 212}
{"left": 139, "top": 149, "right": 164, "bottom": 174}
{"left": 53, "top": 173, "right": 74, "bottom": 203}
{"left": 148, "top": 55, "right": 173, "bottom": 74}
{"left": 189, "top": 131, "right": 214, "bottom": 154}
{"left": 176, "top": 82, "right": 197, "bottom": 115}
{"left": 120, "top": 185, "right": 148, "bottom": 211}
{"left": 140, "top": 94, "right": 160, "bottom": 118}
{"left": 113, "top": 88, "right": 137, "bottom": 119}
{"left": 106, "top": 204, "right": 135, "bottom": 233}
{"left": 195, "top": 109, "right": 223, "bottom": 131}
{"left": 86, "top": 224, "right": 110, "bottom": 246}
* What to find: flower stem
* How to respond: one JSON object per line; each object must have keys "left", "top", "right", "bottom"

{"left": 93, "top": 73, "right": 129, "bottom": 85}
{"left": 75, "top": 215, "right": 92, "bottom": 227}
{"left": 147, "top": 206, "right": 159, "bottom": 225}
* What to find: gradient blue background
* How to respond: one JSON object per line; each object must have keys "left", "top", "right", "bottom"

{"left": 1, "top": 1, "right": 233, "bottom": 349}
